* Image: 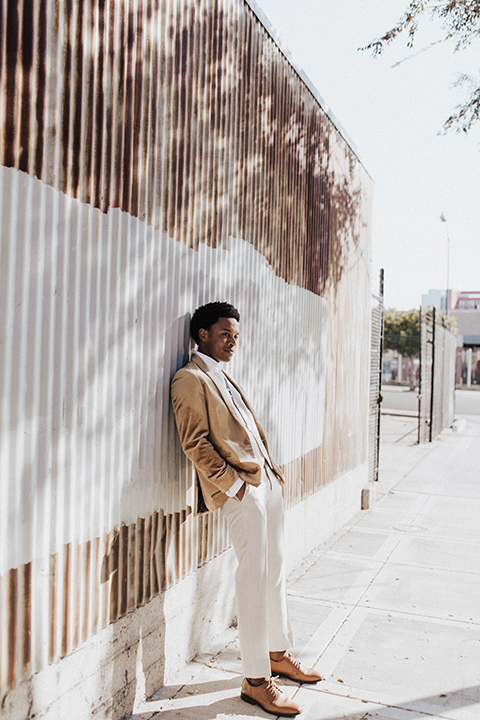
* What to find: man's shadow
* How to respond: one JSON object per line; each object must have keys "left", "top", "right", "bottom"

{"left": 101, "top": 313, "right": 199, "bottom": 717}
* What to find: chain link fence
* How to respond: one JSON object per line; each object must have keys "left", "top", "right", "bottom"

{"left": 369, "top": 270, "right": 384, "bottom": 482}
{"left": 381, "top": 307, "right": 456, "bottom": 443}
{"left": 382, "top": 335, "right": 420, "bottom": 388}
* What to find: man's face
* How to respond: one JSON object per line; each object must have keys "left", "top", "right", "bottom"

{"left": 197, "top": 317, "right": 239, "bottom": 363}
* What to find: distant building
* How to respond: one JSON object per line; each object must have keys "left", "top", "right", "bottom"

{"left": 452, "top": 292, "right": 480, "bottom": 387}
{"left": 453, "top": 292, "right": 480, "bottom": 343}
{"left": 421, "top": 289, "right": 448, "bottom": 312}
{"left": 453, "top": 290, "right": 480, "bottom": 311}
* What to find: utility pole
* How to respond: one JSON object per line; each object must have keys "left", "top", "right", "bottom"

{"left": 440, "top": 213, "right": 450, "bottom": 315}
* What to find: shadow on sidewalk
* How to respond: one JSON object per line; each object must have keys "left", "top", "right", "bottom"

{"left": 131, "top": 679, "right": 480, "bottom": 719}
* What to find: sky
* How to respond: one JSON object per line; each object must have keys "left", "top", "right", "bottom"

{"left": 254, "top": 0, "right": 480, "bottom": 310}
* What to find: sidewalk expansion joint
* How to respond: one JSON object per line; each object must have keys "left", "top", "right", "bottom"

{"left": 349, "top": 603, "right": 480, "bottom": 626}
{"left": 317, "top": 686, "right": 458, "bottom": 719}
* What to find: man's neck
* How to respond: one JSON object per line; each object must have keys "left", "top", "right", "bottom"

{"left": 196, "top": 350, "right": 221, "bottom": 373}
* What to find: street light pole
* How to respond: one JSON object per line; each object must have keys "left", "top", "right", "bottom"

{"left": 440, "top": 213, "right": 450, "bottom": 315}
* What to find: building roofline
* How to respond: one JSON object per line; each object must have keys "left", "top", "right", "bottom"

{"left": 244, "top": 0, "right": 373, "bottom": 180}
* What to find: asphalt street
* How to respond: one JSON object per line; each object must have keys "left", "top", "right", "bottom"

{"left": 381, "top": 388, "right": 480, "bottom": 416}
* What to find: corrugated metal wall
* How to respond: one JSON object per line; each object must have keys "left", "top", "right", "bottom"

{"left": 419, "top": 308, "right": 456, "bottom": 442}
{"left": 0, "top": 0, "right": 373, "bottom": 694}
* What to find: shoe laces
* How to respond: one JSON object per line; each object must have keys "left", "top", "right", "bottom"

{"left": 279, "top": 650, "right": 302, "bottom": 671}
{"left": 264, "top": 676, "right": 281, "bottom": 700}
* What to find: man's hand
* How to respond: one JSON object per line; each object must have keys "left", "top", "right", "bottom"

{"left": 236, "top": 484, "right": 246, "bottom": 501}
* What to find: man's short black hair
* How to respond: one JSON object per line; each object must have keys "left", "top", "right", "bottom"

{"left": 190, "top": 302, "right": 240, "bottom": 344}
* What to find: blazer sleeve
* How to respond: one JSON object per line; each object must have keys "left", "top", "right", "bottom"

{"left": 171, "top": 370, "right": 238, "bottom": 494}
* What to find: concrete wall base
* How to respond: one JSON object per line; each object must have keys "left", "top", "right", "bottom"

{"left": 1, "top": 465, "right": 366, "bottom": 720}
{"left": 284, "top": 463, "right": 367, "bottom": 573}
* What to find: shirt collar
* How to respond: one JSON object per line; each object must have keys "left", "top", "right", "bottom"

{"left": 196, "top": 350, "right": 223, "bottom": 374}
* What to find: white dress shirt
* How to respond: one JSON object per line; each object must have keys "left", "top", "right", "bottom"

{"left": 196, "top": 351, "right": 271, "bottom": 496}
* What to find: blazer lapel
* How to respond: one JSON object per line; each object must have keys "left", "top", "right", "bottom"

{"left": 191, "top": 353, "right": 239, "bottom": 420}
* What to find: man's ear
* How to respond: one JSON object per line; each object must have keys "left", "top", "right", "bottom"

{"left": 198, "top": 328, "right": 207, "bottom": 342}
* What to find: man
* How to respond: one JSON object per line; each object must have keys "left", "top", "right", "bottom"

{"left": 171, "top": 301, "right": 322, "bottom": 716}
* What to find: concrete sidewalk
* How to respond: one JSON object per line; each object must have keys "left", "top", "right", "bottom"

{"left": 132, "top": 413, "right": 480, "bottom": 720}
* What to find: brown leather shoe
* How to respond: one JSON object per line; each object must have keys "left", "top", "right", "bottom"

{"left": 270, "top": 651, "right": 323, "bottom": 684}
{"left": 241, "top": 677, "right": 301, "bottom": 716}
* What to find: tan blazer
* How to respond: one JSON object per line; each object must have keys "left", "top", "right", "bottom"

{"left": 171, "top": 353, "right": 284, "bottom": 513}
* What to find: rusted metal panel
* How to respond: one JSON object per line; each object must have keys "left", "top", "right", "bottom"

{"left": 0, "top": 0, "right": 372, "bottom": 694}
{"left": 1, "top": 0, "right": 369, "bottom": 293}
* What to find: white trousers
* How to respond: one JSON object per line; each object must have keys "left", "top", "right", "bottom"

{"left": 220, "top": 465, "right": 293, "bottom": 678}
